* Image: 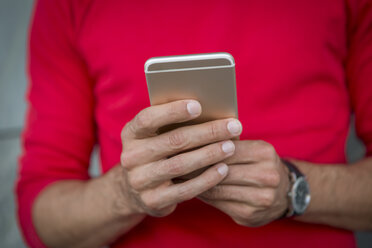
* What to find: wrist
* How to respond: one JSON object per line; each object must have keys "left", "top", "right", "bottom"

{"left": 106, "top": 165, "right": 145, "bottom": 220}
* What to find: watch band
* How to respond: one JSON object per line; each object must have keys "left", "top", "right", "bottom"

{"left": 281, "top": 159, "right": 305, "bottom": 217}
{"left": 281, "top": 159, "right": 303, "bottom": 179}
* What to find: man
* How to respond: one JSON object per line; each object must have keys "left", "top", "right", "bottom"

{"left": 17, "top": 0, "right": 372, "bottom": 247}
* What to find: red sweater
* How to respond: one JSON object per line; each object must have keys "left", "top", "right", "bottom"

{"left": 17, "top": 0, "right": 372, "bottom": 247}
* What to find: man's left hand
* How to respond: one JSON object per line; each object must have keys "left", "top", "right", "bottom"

{"left": 198, "top": 140, "right": 290, "bottom": 227}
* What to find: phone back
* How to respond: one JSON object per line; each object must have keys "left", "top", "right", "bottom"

{"left": 145, "top": 53, "right": 238, "bottom": 132}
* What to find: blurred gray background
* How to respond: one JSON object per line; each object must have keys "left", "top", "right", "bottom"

{"left": 0, "top": 1, "right": 371, "bottom": 247}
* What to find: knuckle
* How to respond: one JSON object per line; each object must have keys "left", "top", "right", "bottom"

{"left": 163, "top": 156, "right": 185, "bottom": 176}
{"left": 121, "top": 122, "right": 132, "bottom": 139}
{"left": 262, "top": 169, "right": 281, "bottom": 187}
{"left": 258, "top": 190, "right": 275, "bottom": 207}
{"left": 167, "top": 102, "right": 183, "bottom": 119}
{"left": 168, "top": 131, "right": 188, "bottom": 150}
{"left": 208, "top": 121, "right": 222, "bottom": 139}
{"left": 120, "top": 152, "right": 129, "bottom": 168}
{"left": 266, "top": 170, "right": 281, "bottom": 187}
{"left": 141, "top": 194, "right": 161, "bottom": 212}
{"left": 150, "top": 205, "right": 176, "bottom": 217}
{"left": 233, "top": 218, "right": 249, "bottom": 227}
{"left": 205, "top": 147, "right": 219, "bottom": 162}
{"left": 233, "top": 209, "right": 261, "bottom": 227}
{"left": 261, "top": 142, "right": 277, "bottom": 159}
{"left": 177, "top": 185, "right": 193, "bottom": 201}
{"left": 120, "top": 147, "right": 139, "bottom": 169}
{"left": 127, "top": 173, "right": 143, "bottom": 190}
{"left": 120, "top": 151, "right": 132, "bottom": 168}
{"left": 233, "top": 209, "right": 252, "bottom": 226}
{"left": 135, "top": 110, "right": 151, "bottom": 130}
{"left": 204, "top": 173, "right": 219, "bottom": 188}
{"left": 242, "top": 208, "right": 253, "bottom": 219}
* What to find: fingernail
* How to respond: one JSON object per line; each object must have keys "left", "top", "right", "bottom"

{"left": 217, "top": 163, "right": 229, "bottom": 176}
{"left": 227, "top": 120, "right": 242, "bottom": 135}
{"left": 222, "top": 140, "right": 235, "bottom": 154}
{"left": 187, "top": 101, "right": 201, "bottom": 116}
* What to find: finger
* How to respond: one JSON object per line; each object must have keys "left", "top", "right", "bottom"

{"left": 219, "top": 163, "right": 281, "bottom": 187}
{"left": 199, "top": 199, "right": 269, "bottom": 227}
{"left": 136, "top": 118, "right": 242, "bottom": 164}
{"left": 223, "top": 140, "right": 277, "bottom": 164}
{"left": 128, "top": 141, "right": 235, "bottom": 189}
{"left": 122, "top": 100, "right": 202, "bottom": 139}
{"left": 199, "top": 185, "right": 275, "bottom": 208}
{"left": 144, "top": 163, "right": 229, "bottom": 209}
{"left": 123, "top": 118, "right": 242, "bottom": 167}
{"left": 199, "top": 198, "right": 254, "bottom": 224}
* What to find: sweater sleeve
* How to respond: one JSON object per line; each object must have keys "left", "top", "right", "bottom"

{"left": 15, "top": 1, "right": 95, "bottom": 247}
{"left": 346, "top": 0, "right": 372, "bottom": 157}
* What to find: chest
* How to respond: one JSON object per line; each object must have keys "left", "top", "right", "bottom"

{"left": 77, "top": 0, "right": 349, "bottom": 143}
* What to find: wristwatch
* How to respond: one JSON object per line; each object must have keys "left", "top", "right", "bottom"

{"left": 281, "top": 159, "right": 311, "bottom": 217}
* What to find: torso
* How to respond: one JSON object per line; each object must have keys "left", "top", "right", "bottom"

{"left": 75, "top": 1, "right": 353, "bottom": 247}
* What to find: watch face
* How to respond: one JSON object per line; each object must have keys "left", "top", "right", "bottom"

{"left": 292, "top": 177, "right": 311, "bottom": 214}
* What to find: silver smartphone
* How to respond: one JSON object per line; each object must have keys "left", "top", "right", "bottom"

{"left": 145, "top": 52, "right": 238, "bottom": 133}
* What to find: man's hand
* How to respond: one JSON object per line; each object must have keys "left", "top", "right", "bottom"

{"left": 199, "top": 140, "right": 290, "bottom": 227}
{"left": 119, "top": 99, "right": 243, "bottom": 217}
{"left": 32, "top": 99, "right": 243, "bottom": 248}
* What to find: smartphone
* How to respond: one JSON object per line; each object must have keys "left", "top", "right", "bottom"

{"left": 145, "top": 52, "right": 238, "bottom": 133}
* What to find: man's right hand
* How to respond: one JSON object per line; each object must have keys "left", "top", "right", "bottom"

{"left": 31, "top": 99, "right": 242, "bottom": 248}
{"left": 119, "top": 100, "right": 242, "bottom": 217}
